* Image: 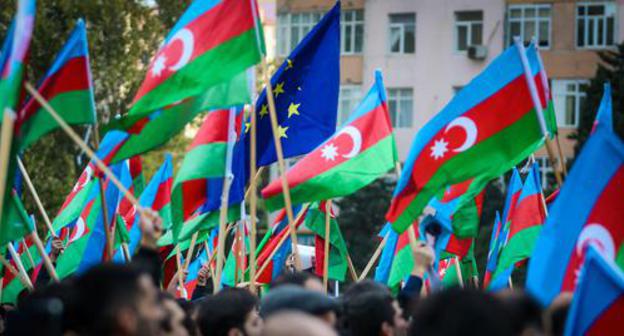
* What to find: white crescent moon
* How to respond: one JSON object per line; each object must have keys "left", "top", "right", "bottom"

{"left": 168, "top": 28, "right": 194, "bottom": 71}
{"left": 337, "top": 126, "right": 362, "bottom": 158}
{"left": 74, "top": 166, "right": 93, "bottom": 192}
{"left": 70, "top": 217, "right": 86, "bottom": 243}
{"left": 576, "top": 224, "right": 615, "bottom": 259}
{"left": 444, "top": 116, "right": 477, "bottom": 152}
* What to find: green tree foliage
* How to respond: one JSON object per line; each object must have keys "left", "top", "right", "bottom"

{"left": 0, "top": 1, "right": 188, "bottom": 224}
{"left": 571, "top": 42, "right": 624, "bottom": 155}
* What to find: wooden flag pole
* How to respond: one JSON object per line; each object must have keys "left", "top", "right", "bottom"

{"left": 323, "top": 200, "right": 332, "bottom": 292}
{"left": 555, "top": 135, "right": 568, "bottom": 176}
{"left": 248, "top": 102, "right": 259, "bottom": 294}
{"left": 347, "top": 254, "right": 358, "bottom": 281}
{"left": 0, "top": 109, "right": 16, "bottom": 231}
{"left": 261, "top": 59, "right": 302, "bottom": 270}
{"left": 203, "top": 241, "right": 217, "bottom": 289}
{"left": 0, "top": 254, "right": 32, "bottom": 291}
{"left": 16, "top": 158, "right": 57, "bottom": 237}
{"left": 121, "top": 243, "right": 132, "bottom": 262}
{"left": 24, "top": 83, "right": 141, "bottom": 207}
{"left": 20, "top": 239, "right": 35, "bottom": 270}
{"left": 214, "top": 178, "right": 232, "bottom": 293}
{"left": 358, "top": 233, "right": 388, "bottom": 281}
{"left": 183, "top": 232, "right": 199, "bottom": 274}
{"left": 254, "top": 204, "right": 310, "bottom": 282}
{"left": 174, "top": 245, "right": 188, "bottom": 299}
{"left": 453, "top": 256, "right": 464, "bottom": 288}
{"left": 30, "top": 230, "right": 59, "bottom": 282}
{"left": 6, "top": 244, "right": 33, "bottom": 290}
{"left": 513, "top": 39, "right": 563, "bottom": 187}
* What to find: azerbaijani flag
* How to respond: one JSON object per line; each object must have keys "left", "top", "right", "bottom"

{"left": 591, "top": 83, "right": 612, "bottom": 134}
{"left": 386, "top": 44, "right": 548, "bottom": 233}
{"left": 129, "top": 156, "right": 146, "bottom": 196}
{"left": 113, "top": 155, "right": 172, "bottom": 262}
{"left": 374, "top": 223, "right": 399, "bottom": 284}
{"left": 129, "top": 0, "right": 263, "bottom": 116}
{"left": 171, "top": 107, "right": 246, "bottom": 242}
{"left": 262, "top": 71, "right": 397, "bottom": 211}
{"left": 305, "top": 201, "right": 348, "bottom": 282}
{"left": 52, "top": 131, "right": 127, "bottom": 232}
{"left": 255, "top": 205, "right": 307, "bottom": 284}
{"left": 483, "top": 211, "right": 502, "bottom": 288}
{"left": 107, "top": 71, "right": 251, "bottom": 164}
{"left": 0, "top": 0, "right": 35, "bottom": 115}
{"left": 491, "top": 163, "right": 545, "bottom": 284}
{"left": 16, "top": 19, "right": 96, "bottom": 150}
{"left": 564, "top": 246, "right": 624, "bottom": 336}
{"left": 427, "top": 178, "right": 485, "bottom": 239}
{"left": 526, "top": 101, "right": 624, "bottom": 306}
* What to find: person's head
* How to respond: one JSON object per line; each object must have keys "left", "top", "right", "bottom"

{"left": 196, "top": 288, "right": 262, "bottom": 336}
{"left": 261, "top": 311, "right": 338, "bottom": 336}
{"left": 545, "top": 292, "right": 572, "bottom": 336}
{"left": 74, "top": 264, "right": 164, "bottom": 336}
{"left": 497, "top": 291, "right": 544, "bottom": 335}
{"left": 159, "top": 293, "right": 191, "bottom": 336}
{"left": 344, "top": 290, "right": 407, "bottom": 336}
{"left": 409, "top": 288, "right": 513, "bottom": 336}
{"left": 271, "top": 271, "right": 324, "bottom": 293}
{"left": 260, "top": 285, "right": 339, "bottom": 327}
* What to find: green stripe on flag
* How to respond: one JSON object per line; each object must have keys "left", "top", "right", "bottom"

{"left": 265, "top": 136, "right": 396, "bottom": 211}
{"left": 19, "top": 90, "right": 95, "bottom": 150}
{"left": 493, "top": 225, "right": 542, "bottom": 279}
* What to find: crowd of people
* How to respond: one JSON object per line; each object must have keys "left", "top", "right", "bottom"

{"left": 0, "top": 212, "right": 571, "bottom": 336}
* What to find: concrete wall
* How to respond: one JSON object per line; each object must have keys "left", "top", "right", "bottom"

{"left": 362, "top": 0, "right": 505, "bottom": 160}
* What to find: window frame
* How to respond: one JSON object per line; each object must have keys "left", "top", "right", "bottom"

{"left": 506, "top": 4, "right": 552, "bottom": 49}
{"left": 341, "top": 10, "right": 365, "bottom": 55}
{"left": 388, "top": 13, "right": 416, "bottom": 55}
{"left": 552, "top": 79, "right": 589, "bottom": 129}
{"left": 454, "top": 11, "right": 484, "bottom": 53}
{"left": 276, "top": 12, "right": 324, "bottom": 57}
{"left": 338, "top": 85, "right": 363, "bottom": 125}
{"left": 387, "top": 88, "right": 414, "bottom": 128}
{"left": 575, "top": 1, "right": 617, "bottom": 49}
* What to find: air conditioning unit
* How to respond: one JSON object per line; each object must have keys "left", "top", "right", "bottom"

{"left": 467, "top": 45, "right": 488, "bottom": 60}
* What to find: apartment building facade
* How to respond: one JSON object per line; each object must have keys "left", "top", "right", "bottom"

{"left": 274, "top": 0, "right": 623, "bottom": 188}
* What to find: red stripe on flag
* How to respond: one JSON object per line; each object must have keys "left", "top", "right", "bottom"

{"left": 507, "top": 194, "right": 545, "bottom": 238}
{"left": 152, "top": 177, "right": 173, "bottom": 211}
{"left": 181, "top": 179, "right": 207, "bottom": 220}
{"left": 187, "top": 109, "right": 230, "bottom": 151}
{"left": 20, "top": 57, "right": 90, "bottom": 122}
{"left": 586, "top": 295, "right": 624, "bottom": 335}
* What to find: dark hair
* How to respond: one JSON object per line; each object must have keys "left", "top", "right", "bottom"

{"left": 176, "top": 298, "right": 199, "bottom": 336}
{"left": 271, "top": 271, "right": 320, "bottom": 289}
{"left": 344, "top": 290, "right": 395, "bottom": 336}
{"left": 409, "top": 288, "right": 514, "bottom": 336}
{"left": 73, "top": 264, "right": 145, "bottom": 336}
{"left": 196, "top": 288, "right": 258, "bottom": 336}
{"left": 498, "top": 292, "right": 544, "bottom": 334}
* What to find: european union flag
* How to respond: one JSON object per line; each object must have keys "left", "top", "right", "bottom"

{"left": 252, "top": 1, "right": 340, "bottom": 167}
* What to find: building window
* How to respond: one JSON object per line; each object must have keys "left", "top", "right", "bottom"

{"left": 387, "top": 88, "right": 413, "bottom": 128}
{"left": 552, "top": 80, "right": 589, "bottom": 128}
{"left": 507, "top": 4, "right": 551, "bottom": 47}
{"left": 338, "top": 85, "right": 362, "bottom": 125}
{"left": 535, "top": 157, "right": 567, "bottom": 190}
{"left": 389, "top": 13, "right": 415, "bottom": 54}
{"left": 576, "top": 2, "right": 616, "bottom": 49}
{"left": 455, "top": 11, "right": 483, "bottom": 52}
{"left": 342, "top": 10, "right": 364, "bottom": 54}
{"left": 277, "top": 12, "right": 323, "bottom": 56}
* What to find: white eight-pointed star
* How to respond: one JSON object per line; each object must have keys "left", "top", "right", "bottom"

{"left": 430, "top": 138, "right": 449, "bottom": 160}
{"left": 321, "top": 143, "right": 339, "bottom": 161}
{"left": 152, "top": 55, "right": 167, "bottom": 77}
